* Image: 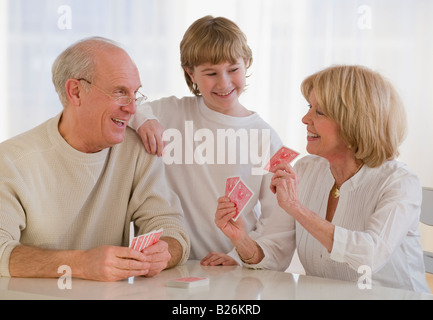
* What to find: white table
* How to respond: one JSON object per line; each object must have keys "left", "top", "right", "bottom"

{"left": 0, "top": 260, "right": 431, "bottom": 300}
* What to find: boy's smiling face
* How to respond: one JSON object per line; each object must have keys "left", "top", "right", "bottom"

{"left": 186, "top": 57, "right": 250, "bottom": 117}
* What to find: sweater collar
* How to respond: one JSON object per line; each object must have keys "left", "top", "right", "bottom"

{"left": 49, "top": 112, "right": 109, "bottom": 163}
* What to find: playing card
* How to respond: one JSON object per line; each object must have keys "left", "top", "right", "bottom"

{"left": 133, "top": 235, "right": 145, "bottom": 250}
{"left": 166, "top": 277, "right": 209, "bottom": 288}
{"left": 128, "top": 221, "right": 135, "bottom": 283}
{"left": 227, "top": 178, "right": 254, "bottom": 221}
{"left": 264, "top": 146, "right": 299, "bottom": 173}
{"left": 147, "top": 229, "right": 163, "bottom": 247}
{"left": 130, "top": 237, "right": 137, "bottom": 250}
{"left": 139, "top": 234, "right": 150, "bottom": 251}
{"left": 130, "top": 229, "right": 163, "bottom": 251}
{"left": 225, "top": 176, "right": 240, "bottom": 196}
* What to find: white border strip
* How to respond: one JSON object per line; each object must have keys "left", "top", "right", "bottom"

{"left": 0, "top": 1, "right": 8, "bottom": 142}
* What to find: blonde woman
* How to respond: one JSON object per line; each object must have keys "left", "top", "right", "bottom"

{"left": 216, "top": 65, "right": 430, "bottom": 293}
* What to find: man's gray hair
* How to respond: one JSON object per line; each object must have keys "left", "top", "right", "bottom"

{"left": 52, "top": 37, "right": 122, "bottom": 107}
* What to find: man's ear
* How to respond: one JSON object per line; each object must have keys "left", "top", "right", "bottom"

{"left": 64, "top": 79, "right": 83, "bottom": 107}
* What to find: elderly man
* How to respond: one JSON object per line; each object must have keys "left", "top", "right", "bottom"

{"left": 0, "top": 37, "right": 189, "bottom": 281}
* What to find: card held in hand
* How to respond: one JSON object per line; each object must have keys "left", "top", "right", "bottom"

{"left": 226, "top": 177, "right": 254, "bottom": 221}
{"left": 264, "top": 146, "right": 300, "bottom": 173}
{"left": 225, "top": 176, "right": 240, "bottom": 196}
{"left": 129, "top": 228, "right": 163, "bottom": 251}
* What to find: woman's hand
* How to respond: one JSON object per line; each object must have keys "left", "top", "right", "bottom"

{"left": 270, "top": 162, "right": 301, "bottom": 215}
{"left": 271, "top": 163, "right": 335, "bottom": 252}
{"left": 214, "top": 196, "right": 264, "bottom": 265}
{"left": 214, "top": 196, "right": 246, "bottom": 242}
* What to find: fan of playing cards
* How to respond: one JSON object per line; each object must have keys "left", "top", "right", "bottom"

{"left": 225, "top": 177, "right": 254, "bottom": 221}
{"left": 129, "top": 228, "right": 163, "bottom": 251}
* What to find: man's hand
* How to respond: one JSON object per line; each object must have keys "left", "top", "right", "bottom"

{"left": 9, "top": 245, "right": 152, "bottom": 282}
{"left": 76, "top": 246, "right": 152, "bottom": 281}
{"left": 140, "top": 240, "right": 171, "bottom": 277}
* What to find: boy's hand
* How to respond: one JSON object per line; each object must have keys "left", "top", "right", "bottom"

{"left": 137, "top": 119, "right": 165, "bottom": 157}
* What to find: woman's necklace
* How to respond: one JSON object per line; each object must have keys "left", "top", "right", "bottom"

{"left": 331, "top": 162, "right": 364, "bottom": 199}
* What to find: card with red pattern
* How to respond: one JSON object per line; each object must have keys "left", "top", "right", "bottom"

{"left": 225, "top": 176, "right": 240, "bottom": 196}
{"left": 167, "top": 277, "right": 209, "bottom": 288}
{"left": 130, "top": 229, "right": 163, "bottom": 251}
{"left": 227, "top": 178, "right": 254, "bottom": 221}
{"left": 264, "top": 146, "right": 299, "bottom": 173}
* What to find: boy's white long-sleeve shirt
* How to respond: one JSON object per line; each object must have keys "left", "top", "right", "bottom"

{"left": 131, "top": 96, "right": 296, "bottom": 269}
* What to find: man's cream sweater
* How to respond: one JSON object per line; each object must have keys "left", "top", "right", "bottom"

{"left": 0, "top": 113, "right": 189, "bottom": 277}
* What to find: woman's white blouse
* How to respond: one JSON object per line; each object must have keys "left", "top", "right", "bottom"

{"left": 293, "top": 155, "right": 429, "bottom": 293}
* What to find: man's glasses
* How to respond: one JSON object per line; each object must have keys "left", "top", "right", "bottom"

{"left": 78, "top": 78, "right": 147, "bottom": 106}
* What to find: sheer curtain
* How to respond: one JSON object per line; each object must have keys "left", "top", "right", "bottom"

{"left": 2, "top": 0, "right": 433, "bottom": 189}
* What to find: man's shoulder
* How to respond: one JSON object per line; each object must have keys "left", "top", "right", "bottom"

{"left": 124, "top": 126, "right": 142, "bottom": 142}
{"left": 0, "top": 118, "right": 53, "bottom": 162}
{"left": 116, "top": 127, "right": 151, "bottom": 158}
{"left": 110, "top": 127, "right": 163, "bottom": 177}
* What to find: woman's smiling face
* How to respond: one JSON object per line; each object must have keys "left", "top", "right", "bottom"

{"left": 302, "top": 90, "right": 348, "bottom": 160}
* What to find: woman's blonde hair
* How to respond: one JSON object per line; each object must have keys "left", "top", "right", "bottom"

{"left": 301, "top": 65, "right": 407, "bottom": 167}
{"left": 180, "top": 15, "right": 253, "bottom": 95}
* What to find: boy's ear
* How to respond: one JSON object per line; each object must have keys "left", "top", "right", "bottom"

{"left": 65, "top": 79, "right": 83, "bottom": 107}
{"left": 184, "top": 67, "right": 195, "bottom": 83}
